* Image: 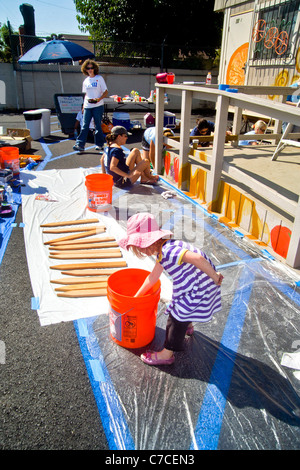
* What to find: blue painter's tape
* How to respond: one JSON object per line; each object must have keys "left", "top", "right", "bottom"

{"left": 295, "top": 280, "right": 300, "bottom": 287}
{"left": 90, "top": 359, "right": 106, "bottom": 383}
{"left": 234, "top": 230, "right": 244, "bottom": 238}
{"left": 19, "top": 222, "right": 25, "bottom": 227}
{"left": 36, "top": 139, "right": 53, "bottom": 171}
{"left": 191, "top": 265, "right": 255, "bottom": 450}
{"left": 261, "top": 249, "right": 275, "bottom": 260}
{"left": 31, "top": 297, "right": 40, "bottom": 310}
{"left": 74, "top": 318, "right": 135, "bottom": 450}
{"left": 11, "top": 223, "right": 17, "bottom": 227}
{"left": 77, "top": 318, "right": 89, "bottom": 337}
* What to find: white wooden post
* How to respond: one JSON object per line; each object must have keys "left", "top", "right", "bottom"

{"left": 286, "top": 196, "right": 300, "bottom": 268}
{"left": 231, "top": 105, "right": 243, "bottom": 147}
{"left": 154, "top": 86, "right": 165, "bottom": 174}
{"left": 178, "top": 89, "right": 192, "bottom": 190}
{"left": 207, "top": 93, "right": 230, "bottom": 208}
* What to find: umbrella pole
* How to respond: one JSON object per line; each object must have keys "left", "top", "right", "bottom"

{"left": 58, "top": 63, "right": 64, "bottom": 93}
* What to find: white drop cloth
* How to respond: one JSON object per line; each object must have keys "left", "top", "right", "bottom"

{"left": 20, "top": 168, "right": 172, "bottom": 326}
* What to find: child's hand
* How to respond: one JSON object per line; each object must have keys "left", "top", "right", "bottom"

{"left": 214, "top": 272, "right": 224, "bottom": 285}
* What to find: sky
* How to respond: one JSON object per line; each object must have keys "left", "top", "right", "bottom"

{"left": 0, "top": 0, "right": 88, "bottom": 37}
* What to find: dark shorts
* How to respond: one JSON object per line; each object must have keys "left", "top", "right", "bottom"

{"left": 141, "top": 135, "right": 150, "bottom": 151}
{"left": 114, "top": 176, "right": 132, "bottom": 189}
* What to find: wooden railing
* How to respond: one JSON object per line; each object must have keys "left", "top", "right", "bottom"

{"left": 154, "top": 84, "right": 300, "bottom": 268}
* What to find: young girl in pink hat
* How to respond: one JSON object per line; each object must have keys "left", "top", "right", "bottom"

{"left": 118, "top": 212, "right": 223, "bottom": 366}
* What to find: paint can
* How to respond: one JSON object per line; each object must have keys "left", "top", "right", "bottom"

{"left": 85, "top": 173, "right": 113, "bottom": 212}
{"left": 107, "top": 268, "right": 161, "bottom": 349}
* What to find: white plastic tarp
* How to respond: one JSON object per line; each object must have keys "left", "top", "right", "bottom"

{"left": 20, "top": 168, "right": 172, "bottom": 326}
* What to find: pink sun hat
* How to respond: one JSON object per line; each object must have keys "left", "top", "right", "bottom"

{"left": 118, "top": 213, "right": 173, "bottom": 250}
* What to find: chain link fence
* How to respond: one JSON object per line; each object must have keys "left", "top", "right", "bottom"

{"left": 9, "top": 33, "right": 217, "bottom": 71}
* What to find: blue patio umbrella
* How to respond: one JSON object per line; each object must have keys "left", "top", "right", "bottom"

{"left": 18, "top": 39, "right": 95, "bottom": 92}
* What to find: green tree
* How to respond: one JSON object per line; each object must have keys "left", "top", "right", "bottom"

{"left": 74, "top": 0, "right": 222, "bottom": 54}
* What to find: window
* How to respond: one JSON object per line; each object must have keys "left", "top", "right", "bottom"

{"left": 251, "top": 0, "right": 300, "bottom": 63}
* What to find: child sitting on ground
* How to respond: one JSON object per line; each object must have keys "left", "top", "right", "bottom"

{"left": 118, "top": 212, "right": 223, "bottom": 366}
{"left": 100, "top": 126, "right": 158, "bottom": 188}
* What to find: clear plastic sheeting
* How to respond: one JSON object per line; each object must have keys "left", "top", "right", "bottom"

{"left": 21, "top": 167, "right": 300, "bottom": 449}
{"left": 76, "top": 257, "right": 300, "bottom": 450}
{"left": 74, "top": 184, "right": 300, "bottom": 450}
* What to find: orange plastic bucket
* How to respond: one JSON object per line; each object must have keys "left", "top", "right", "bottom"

{"left": 107, "top": 268, "right": 161, "bottom": 349}
{"left": 0, "top": 146, "right": 20, "bottom": 175}
{"left": 85, "top": 173, "right": 113, "bottom": 212}
{"left": 167, "top": 73, "right": 175, "bottom": 84}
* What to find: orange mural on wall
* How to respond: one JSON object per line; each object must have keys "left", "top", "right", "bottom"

{"left": 163, "top": 147, "right": 293, "bottom": 260}
{"left": 226, "top": 43, "right": 249, "bottom": 85}
{"left": 270, "top": 225, "right": 291, "bottom": 258}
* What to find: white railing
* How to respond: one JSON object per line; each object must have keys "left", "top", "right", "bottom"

{"left": 154, "top": 84, "right": 300, "bottom": 268}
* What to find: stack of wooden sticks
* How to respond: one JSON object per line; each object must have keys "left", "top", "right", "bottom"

{"left": 41, "top": 217, "right": 127, "bottom": 298}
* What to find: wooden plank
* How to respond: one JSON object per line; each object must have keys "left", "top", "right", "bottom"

{"left": 51, "top": 276, "right": 110, "bottom": 285}
{"left": 50, "top": 241, "right": 119, "bottom": 251}
{"left": 49, "top": 251, "right": 122, "bottom": 260}
{"left": 57, "top": 288, "right": 107, "bottom": 298}
{"left": 40, "top": 218, "right": 99, "bottom": 227}
{"left": 50, "top": 260, "right": 127, "bottom": 270}
{"left": 44, "top": 228, "right": 105, "bottom": 245}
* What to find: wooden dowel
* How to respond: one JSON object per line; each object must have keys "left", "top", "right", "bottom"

{"left": 43, "top": 226, "right": 104, "bottom": 234}
{"left": 55, "top": 281, "right": 107, "bottom": 291}
{"left": 51, "top": 275, "right": 110, "bottom": 285}
{"left": 50, "top": 260, "right": 127, "bottom": 270}
{"left": 57, "top": 288, "right": 107, "bottom": 298}
{"left": 61, "top": 269, "right": 121, "bottom": 276}
{"left": 41, "top": 218, "right": 99, "bottom": 227}
{"left": 49, "top": 251, "right": 122, "bottom": 260}
{"left": 44, "top": 228, "right": 105, "bottom": 245}
{"left": 49, "top": 236, "right": 116, "bottom": 246}
{"left": 50, "top": 241, "right": 119, "bottom": 251}
{"left": 49, "top": 248, "right": 120, "bottom": 256}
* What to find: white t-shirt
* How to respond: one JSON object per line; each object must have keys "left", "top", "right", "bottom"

{"left": 82, "top": 74, "right": 107, "bottom": 108}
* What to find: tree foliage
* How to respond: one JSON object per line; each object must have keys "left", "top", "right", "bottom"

{"left": 74, "top": 0, "right": 223, "bottom": 53}
{"left": 0, "top": 23, "right": 14, "bottom": 62}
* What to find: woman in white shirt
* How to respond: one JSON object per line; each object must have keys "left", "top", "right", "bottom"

{"left": 73, "top": 60, "right": 108, "bottom": 153}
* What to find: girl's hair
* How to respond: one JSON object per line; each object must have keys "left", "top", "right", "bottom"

{"left": 106, "top": 133, "right": 119, "bottom": 146}
{"left": 81, "top": 59, "right": 99, "bottom": 76}
{"left": 128, "top": 239, "right": 166, "bottom": 258}
{"left": 128, "top": 245, "right": 147, "bottom": 259}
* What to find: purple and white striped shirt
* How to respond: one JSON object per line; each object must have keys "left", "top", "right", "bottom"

{"left": 157, "top": 240, "right": 222, "bottom": 322}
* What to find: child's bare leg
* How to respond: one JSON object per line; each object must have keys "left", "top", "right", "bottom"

{"left": 126, "top": 148, "right": 158, "bottom": 183}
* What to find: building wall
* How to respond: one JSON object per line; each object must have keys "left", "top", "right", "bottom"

{"left": 217, "top": 0, "right": 300, "bottom": 90}
{"left": 0, "top": 62, "right": 216, "bottom": 111}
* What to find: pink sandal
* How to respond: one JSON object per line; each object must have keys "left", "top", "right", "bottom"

{"left": 141, "top": 351, "right": 175, "bottom": 366}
